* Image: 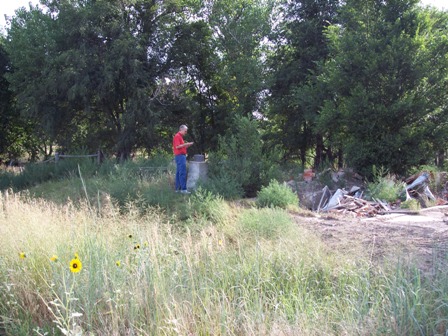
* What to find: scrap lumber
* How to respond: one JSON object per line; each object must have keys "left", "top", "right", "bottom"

{"left": 325, "top": 194, "right": 385, "bottom": 217}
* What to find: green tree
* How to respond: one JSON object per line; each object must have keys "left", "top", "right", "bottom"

{"left": 267, "top": 0, "right": 340, "bottom": 167}
{"left": 0, "top": 36, "right": 42, "bottom": 162}
{"left": 208, "top": 115, "right": 280, "bottom": 197}
{"left": 166, "top": 0, "right": 273, "bottom": 154}
{"left": 318, "top": 0, "right": 448, "bottom": 176}
{"left": 5, "top": 0, "right": 196, "bottom": 159}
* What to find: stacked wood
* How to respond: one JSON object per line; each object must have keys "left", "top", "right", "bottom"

{"left": 325, "top": 195, "right": 385, "bottom": 217}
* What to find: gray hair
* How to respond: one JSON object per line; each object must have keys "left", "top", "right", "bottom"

{"left": 179, "top": 125, "right": 188, "bottom": 131}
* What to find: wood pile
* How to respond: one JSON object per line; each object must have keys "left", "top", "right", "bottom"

{"left": 325, "top": 195, "right": 388, "bottom": 217}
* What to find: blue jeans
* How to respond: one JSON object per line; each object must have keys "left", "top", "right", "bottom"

{"left": 175, "top": 155, "right": 187, "bottom": 191}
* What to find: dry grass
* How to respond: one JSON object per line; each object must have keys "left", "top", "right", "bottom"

{"left": 1, "top": 190, "right": 447, "bottom": 335}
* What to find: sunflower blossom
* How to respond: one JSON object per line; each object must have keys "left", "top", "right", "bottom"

{"left": 70, "top": 258, "right": 83, "bottom": 273}
{"left": 19, "top": 252, "right": 26, "bottom": 259}
{"left": 50, "top": 255, "right": 58, "bottom": 262}
{"left": 116, "top": 261, "right": 121, "bottom": 267}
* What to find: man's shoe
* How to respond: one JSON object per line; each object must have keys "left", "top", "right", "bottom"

{"left": 180, "top": 190, "right": 191, "bottom": 194}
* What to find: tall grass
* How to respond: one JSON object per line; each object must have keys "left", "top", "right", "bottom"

{"left": 1, "top": 192, "right": 448, "bottom": 335}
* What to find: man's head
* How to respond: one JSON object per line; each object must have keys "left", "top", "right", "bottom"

{"left": 179, "top": 125, "right": 188, "bottom": 135}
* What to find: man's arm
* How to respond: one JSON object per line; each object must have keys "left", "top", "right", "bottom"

{"left": 176, "top": 142, "right": 194, "bottom": 149}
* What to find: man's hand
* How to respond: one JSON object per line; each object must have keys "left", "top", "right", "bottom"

{"left": 176, "top": 142, "right": 194, "bottom": 149}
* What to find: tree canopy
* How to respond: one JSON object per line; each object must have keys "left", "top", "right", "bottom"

{"left": 1, "top": 0, "right": 448, "bottom": 176}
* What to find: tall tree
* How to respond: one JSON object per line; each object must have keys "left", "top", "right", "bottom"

{"left": 318, "top": 0, "right": 448, "bottom": 176}
{"left": 267, "top": 0, "right": 340, "bottom": 167}
{"left": 0, "top": 28, "right": 44, "bottom": 161}
{"left": 5, "top": 0, "right": 195, "bottom": 159}
{"left": 166, "top": 0, "right": 273, "bottom": 153}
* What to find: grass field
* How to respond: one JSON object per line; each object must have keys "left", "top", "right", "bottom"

{"left": 0, "top": 162, "right": 447, "bottom": 335}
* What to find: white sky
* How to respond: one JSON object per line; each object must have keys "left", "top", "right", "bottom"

{"left": 1, "top": 0, "right": 447, "bottom": 32}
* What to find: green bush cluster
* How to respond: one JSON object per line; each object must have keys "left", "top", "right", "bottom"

{"left": 0, "top": 158, "right": 99, "bottom": 191}
{"left": 237, "top": 208, "right": 294, "bottom": 239}
{"left": 367, "top": 166, "right": 405, "bottom": 202}
{"left": 256, "top": 179, "right": 299, "bottom": 209}
{"left": 206, "top": 116, "right": 282, "bottom": 198}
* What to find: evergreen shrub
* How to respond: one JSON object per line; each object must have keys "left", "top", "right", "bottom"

{"left": 255, "top": 179, "right": 299, "bottom": 209}
{"left": 207, "top": 116, "right": 281, "bottom": 198}
{"left": 367, "top": 166, "right": 405, "bottom": 202}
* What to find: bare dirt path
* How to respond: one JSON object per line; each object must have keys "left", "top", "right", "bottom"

{"left": 292, "top": 206, "right": 448, "bottom": 272}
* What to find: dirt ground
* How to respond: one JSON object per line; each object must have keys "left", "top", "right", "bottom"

{"left": 292, "top": 206, "right": 448, "bottom": 273}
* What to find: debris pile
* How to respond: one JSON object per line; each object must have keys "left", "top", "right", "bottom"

{"left": 288, "top": 168, "right": 448, "bottom": 217}
{"left": 324, "top": 194, "right": 385, "bottom": 217}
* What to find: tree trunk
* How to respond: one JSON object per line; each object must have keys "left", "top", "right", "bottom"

{"left": 435, "top": 150, "right": 445, "bottom": 168}
{"left": 314, "top": 134, "right": 324, "bottom": 169}
{"left": 337, "top": 148, "right": 344, "bottom": 169}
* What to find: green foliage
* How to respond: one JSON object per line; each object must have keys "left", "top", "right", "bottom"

{"left": 208, "top": 115, "right": 281, "bottom": 197}
{"left": 0, "top": 39, "right": 40, "bottom": 161}
{"left": 267, "top": 0, "right": 340, "bottom": 165}
{"left": 400, "top": 199, "right": 420, "bottom": 211}
{"left": 187, "top": 187, "right": 229, "bottom": 225}
{"left": 256, "top": 179, "right": 299, "bottom": 209}
{"left": 367, "top": 166, "right": 405, "bottom": 202}
{"left": 318, "top": 1, "right": 448, "bottom": 176}
{"left": 18, "top": 156, "right": 229, "bottom": 224}
{"left": 237, "top": 208, "right": 295, "bottom": 239}
{"left": 4, "top": 165, "right": 448, "bottom": 334}
{"left": 0, "top": 159, "right": 99, "bottom": 191}
{"left": 2, "top": 0, "right": 448, "bottom": 176}
{"left": 173, "top": 0, "right": 273, "bottom": 153}
{"left": 199, "top": 174, "right": 244, "bottom": 200}
{"left": 4, "top": 0, "right": 198, "bottom": 159}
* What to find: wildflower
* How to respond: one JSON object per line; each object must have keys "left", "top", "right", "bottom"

{"left": 50, "top": 255, "right": 58, "bottom": 262}
{"left": 134, "top": 244, "right": 141, "bottom": 250}
{"left": 116, "top": 261, "right": 121, "bottom": 267}
{"left": 74, "top": 253, "right": 79, "bottom": 259}
{"left": 218, "top": 239, "right": 223, "bottom": 246}
{"left": 144, "top": 241, "right": 149, "bottom": 247}
{"left": 19, "top": 252, "right": 26, "bottom": 259}
{"left": 128, "top": 234, "right": 133, "bottom": 239}
{"left": 70, "top": 258, "right": 83, "bottom": 273}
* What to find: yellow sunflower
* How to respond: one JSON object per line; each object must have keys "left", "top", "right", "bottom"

{"left": 128, "top": 234, "right": 133, "bottom": 239}
{"left": 116, "top": 261, "right": 121, "bottom": 267}
{"left": 69, "top": 258, "right": 83, "bottom": 273}
{"left": 50, "top": 255, "right": 58, "bottom": 262}
{"left": 74, "top": 253, "right": 79, "bottom": 259}
{"left": 19, "top": 252, "right": 26, "bottom": 259}
{"left": 134, "top": 244, "right": 141, "bottom": 250}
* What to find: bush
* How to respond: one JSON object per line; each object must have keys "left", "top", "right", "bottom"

{"left": 0, "top": 159, "right": 99, "bottom": 192}
{"left": 400, "top": 199, "right": 420, "bottom": 211}
{"left": 188, "top": 187, "right": 230, "bottom": 225}
{"left": 238, "top": 208, "right": 294, "bottom": 239}
{"left": 367, "top": 166, "right": 405, "bottom": 202}
{"left": 207, "top": 116, "right": 281, "bottom": 198}
{"left": 199, "top": 175, "right": 243, "bottom": 200}
{"left": 256, "top": 180, "right": 299, "bottom": 209}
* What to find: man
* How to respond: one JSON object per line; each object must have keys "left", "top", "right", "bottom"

{"left": 173, "top": 125, "right": 194, "bottom": 193}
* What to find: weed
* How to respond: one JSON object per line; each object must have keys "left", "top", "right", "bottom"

{"left": 256, "top": 179, "right": 299, "bottom": 209}
{"left": 367, "top": 166, "right": 405, "bottom": 202}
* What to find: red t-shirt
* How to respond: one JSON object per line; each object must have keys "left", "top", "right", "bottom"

{"left": 173, "top": 132, "right": 186, "bottom": 155}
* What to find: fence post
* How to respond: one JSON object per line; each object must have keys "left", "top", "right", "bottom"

{"left": 55, "top": 152, "right": 59, "bottom": 163}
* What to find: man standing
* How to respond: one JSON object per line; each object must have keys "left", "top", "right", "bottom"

{"left": 173, "top": 125, "right": 194, "bottom": 193}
